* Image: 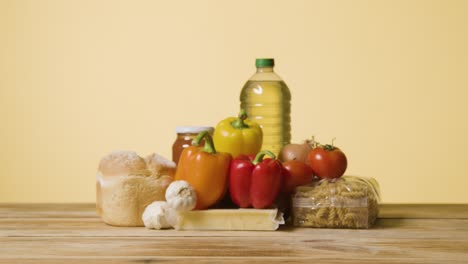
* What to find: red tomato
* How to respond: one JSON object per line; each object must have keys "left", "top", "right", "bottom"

{"left": 281, "top": 160, "right": 314, "bottom": 193}
{"left": 307, "top": 145, "right": 347, "bottom": 179}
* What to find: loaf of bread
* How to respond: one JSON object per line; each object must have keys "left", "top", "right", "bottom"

{"left": 96, "top": 151, "right": 175, "bottom": 226}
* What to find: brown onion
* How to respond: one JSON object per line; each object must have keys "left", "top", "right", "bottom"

{"left": 278, "top": 138, "right": 317, "bottom": 163}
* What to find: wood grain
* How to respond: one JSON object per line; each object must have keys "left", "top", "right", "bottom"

{"left": 0, "top": 204, "right": 96, "bottom": 219}
{"left": 1, "top": 204, "right": 467, "bottom": 264}
{"left": 2, "top": 203, "right": 467, "bottom": 219}
{"left": 379, "top": 204, "right": 468, "bottom": 219}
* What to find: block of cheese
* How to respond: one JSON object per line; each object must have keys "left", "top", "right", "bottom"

{"left": 170, "top": 209, "right": 284, "bottom": 231}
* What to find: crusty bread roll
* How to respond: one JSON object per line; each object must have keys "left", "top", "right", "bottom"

{"left": 98, "top": 150, "right": 150, "bottom": 176}
{"left": 145, "top": 153, "right": 176, "bottom": 177}
{"left": 96, "top": 150, "right": 175, "bottom": 226}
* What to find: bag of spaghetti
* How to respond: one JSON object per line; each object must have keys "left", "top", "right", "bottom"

{"left": 291, "top": 176, "right": 380, "bottom": 229}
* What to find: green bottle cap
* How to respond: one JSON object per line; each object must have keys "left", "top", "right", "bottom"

{"left": 256, "top": 58, "right": 275, "bottom": 68}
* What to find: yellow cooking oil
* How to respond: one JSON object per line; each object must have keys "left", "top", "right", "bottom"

{"left": 240, "top": 58, "right": 291, "bottom": 156}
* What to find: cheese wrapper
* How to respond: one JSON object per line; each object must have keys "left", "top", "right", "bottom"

{"left": 169, "top": 209, "right": 284, "bottom": 231}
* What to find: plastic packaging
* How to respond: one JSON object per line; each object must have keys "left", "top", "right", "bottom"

{"left": 291, "top": 176, "right": 380, "bottom": 229}
{"left": 240, "top": 58, "right": 291, "bottom": 155}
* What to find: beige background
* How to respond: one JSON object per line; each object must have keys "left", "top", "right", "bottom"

{"left": 1, "top": 0, "right": 467, "bottom": 203}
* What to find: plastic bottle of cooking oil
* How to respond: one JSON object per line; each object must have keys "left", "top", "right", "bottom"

{"left": 240, "top": 58, "right": 291, "bottom": 156}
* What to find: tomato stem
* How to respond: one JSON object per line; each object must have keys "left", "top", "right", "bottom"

{"left": 306, "top": 135, "right": 321, "bottom": 148}
{"left": 323, "top": 144, "right": 335, "bottom": 151}
{"left": 305, "top": 136, "right": 315, "bottom": 147}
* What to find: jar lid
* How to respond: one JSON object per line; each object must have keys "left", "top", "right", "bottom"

{"left": 175, "top": 126, "right": 214, "bottom": 134}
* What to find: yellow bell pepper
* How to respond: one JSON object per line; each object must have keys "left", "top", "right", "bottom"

{"left": 213, "top": 109, "right": 263, "bottom": 158}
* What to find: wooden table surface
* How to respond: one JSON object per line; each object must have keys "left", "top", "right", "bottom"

{"left": 1, "top": 204, "right": 468, "bottom": 264}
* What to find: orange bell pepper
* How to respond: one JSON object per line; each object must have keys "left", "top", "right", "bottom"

{"left": 174, "top": 131, "right": 232, "bottom": 210}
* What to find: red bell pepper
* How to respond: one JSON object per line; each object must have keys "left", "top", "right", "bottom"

{"left": 229, "top": 151, "right": 283, "bottom": 209}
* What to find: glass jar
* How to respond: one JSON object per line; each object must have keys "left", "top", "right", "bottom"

{"left": 172, "top": 126, "right": 214, "bottom": 164}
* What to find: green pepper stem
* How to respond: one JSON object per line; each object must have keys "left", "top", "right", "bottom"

{"left": 192, "top": 131, "right": 216, "bottom": 154}
{"left": 230, "top": 109, "right": 250, "bottom": 129}
{"left": 253, "top": 150, "right": 276, "bottom": 165}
